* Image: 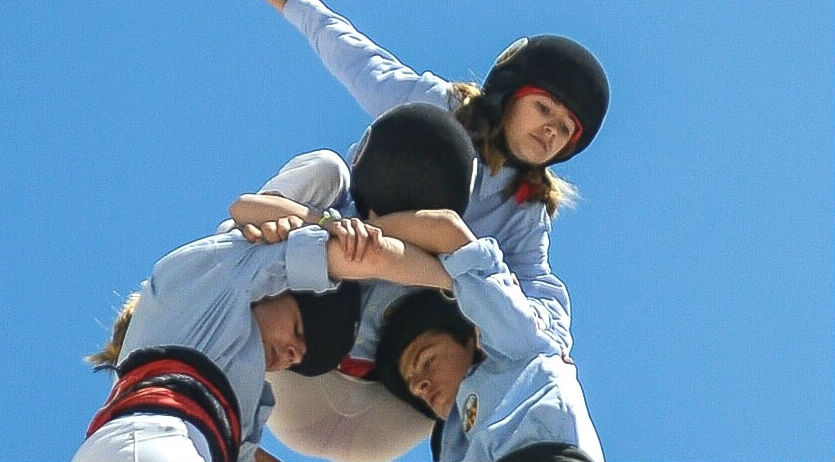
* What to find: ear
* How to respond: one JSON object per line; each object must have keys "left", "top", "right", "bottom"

{"left": 368, "top": 209, "right": 379, "bottom": 219}
{"left": 470, "top": 329, "right": 486, "bottom": 364}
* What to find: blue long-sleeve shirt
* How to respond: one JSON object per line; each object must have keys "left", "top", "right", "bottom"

{"left": 438, "top": 238, "right": 604, "bottom": 462}
{"left": 282, "top": 0, "right": 574, "bottom": 361}
{"left": 118, "top": 226, "right": 336, "bottom": 461}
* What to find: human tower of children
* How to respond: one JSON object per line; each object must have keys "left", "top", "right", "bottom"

{"left": 74, "top": 1, "right": 610, "bottom": 461}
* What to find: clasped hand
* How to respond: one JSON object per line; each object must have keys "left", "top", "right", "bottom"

{"left": 240, "top": 216, "right": 383, "bottom": 262}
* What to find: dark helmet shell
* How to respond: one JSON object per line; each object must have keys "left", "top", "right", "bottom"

{"left": 482, "top": 35, "right": 610, "bottom": 164}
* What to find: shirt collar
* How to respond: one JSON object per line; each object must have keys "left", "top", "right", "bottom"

{"left": 475, "top": 164, "right": 516, "bottom": 199}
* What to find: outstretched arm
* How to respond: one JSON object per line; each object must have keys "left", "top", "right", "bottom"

{"left": 270, "top": 0, "right": 452, "bottom": 117}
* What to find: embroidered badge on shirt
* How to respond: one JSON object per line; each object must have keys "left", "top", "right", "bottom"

{"left": 463, "top": 393, "right": 478, "bottom": 432}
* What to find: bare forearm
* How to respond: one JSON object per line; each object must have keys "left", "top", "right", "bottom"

{"left": 229, "top": 194, "right": 320, "bottom": 226}
{"left": 367, "top": 209, "right": 476, "bottom": 255}
{"left": 327, "top": 236, "right": 452, "bottom": 290}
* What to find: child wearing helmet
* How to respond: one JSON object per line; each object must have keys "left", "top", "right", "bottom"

{"left": 258, "top": 0, "right": 610, "bottom": 363}
{"left": 376, "top": 235, "right": 604, "bottom": 461}
{"left": 73, "top": 222, "right": 453, "bottom": 462}
{"left": 226, "top": 103, "right": 486, "bottom": 461}
{"left": 74, "top": 104, "right": 474, "bottom": 462}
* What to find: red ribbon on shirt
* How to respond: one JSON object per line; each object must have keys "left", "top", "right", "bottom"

{"left": 514, "top": 180, "right": 537, "bottom": 204}
{"left": 338, "top": 356, "right": 375, "bottom": 378}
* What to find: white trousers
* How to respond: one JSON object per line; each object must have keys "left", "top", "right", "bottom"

{"left": 72, "top": 413, "right": 212, "bottom": 462}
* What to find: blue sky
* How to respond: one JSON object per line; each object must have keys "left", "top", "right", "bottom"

{"left": 1, "top": 1, "right": 833, "bottom": 460}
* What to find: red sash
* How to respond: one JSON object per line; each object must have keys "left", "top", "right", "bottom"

{"left": 86, "top": 348, "right": 240, "bottom": 462}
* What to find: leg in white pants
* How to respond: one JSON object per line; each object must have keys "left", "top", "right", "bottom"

{"left": 72, "top": 413, "right": 212, "bottom": 462}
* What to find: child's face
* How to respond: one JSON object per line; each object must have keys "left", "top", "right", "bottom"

{"left": 398, "top": 330, "right": 475, "bottom": 419}
{"left": 503, "top": 93, "right": 579, "bottom": 165}
{"left": 252, "top": 293, "right": 306, "bottom": 372}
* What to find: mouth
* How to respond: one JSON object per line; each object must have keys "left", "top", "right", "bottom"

{"left": 531, "top": 134, "right": 549, "bottom": 153}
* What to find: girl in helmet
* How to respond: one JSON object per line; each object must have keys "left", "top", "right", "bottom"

{"left": 250, "top": 0, "right": 610, "bottom": 363}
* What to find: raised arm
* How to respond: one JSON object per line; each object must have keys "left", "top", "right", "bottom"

{"left": 271, "top": 0, "right": 452, "bottom": 117}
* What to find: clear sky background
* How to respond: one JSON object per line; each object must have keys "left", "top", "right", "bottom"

{"left": 1, "top": 1, "right": 833, "bottom": 461}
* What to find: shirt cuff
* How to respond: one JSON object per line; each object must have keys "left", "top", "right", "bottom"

{"left": 285, "top": 225, "right": 338, "bottom": 293}
{"left": 440, "top": 237, "right": 504, "bottom": 278}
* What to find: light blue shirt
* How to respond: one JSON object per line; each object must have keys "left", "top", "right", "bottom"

{"left": 284, "top": 0, "right": 573, "bottom": 361}
{"left": 438, "top": 238, "right": 604, "bottom": 462}
{"left": 118, "top": 226, "right": 336, "bottom": 461}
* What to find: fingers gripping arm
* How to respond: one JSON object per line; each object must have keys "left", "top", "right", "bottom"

{"left": 326, "top": 235, "right": 452, "bottom": 290}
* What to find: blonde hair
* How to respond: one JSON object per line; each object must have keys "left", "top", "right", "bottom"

{"left": 449, "top": 82, "right": 578, "bottom": 217}
{"left": 86, "top": 292, "right": 140, "bottom": 370}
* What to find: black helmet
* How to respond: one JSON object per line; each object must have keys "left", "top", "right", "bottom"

{"left": 289, "top": 281, "right": 361, "bottom": 377}
{"left": 351, "top": 102, "right": 475, "bottom": 218}
{"left": 375, "top": 290, "right": 476, "bottom": 420}
{"left": 481, "top": 35, "right": 609, "bottom": 164}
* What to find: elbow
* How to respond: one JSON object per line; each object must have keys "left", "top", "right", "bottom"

{"left": 417, "top": 208, "right": 463, "bottom": 227}
{"left": 228, "top": 194, "right": 258, "bottom": 224}
{"left": 428, "top": 209, "right": 475, "bottom": 249}
{"left": 435, "top": 209, "right": 464, "bottom": 226}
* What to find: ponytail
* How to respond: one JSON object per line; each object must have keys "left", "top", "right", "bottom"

{"left": 86, "top": 292, "right": 140, "bottom": 370}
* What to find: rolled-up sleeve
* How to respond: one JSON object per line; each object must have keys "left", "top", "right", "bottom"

{"left": 441, "top": 238, "right": 554, "bottom": 359}
{"left": 284, "top": 225, "right": 338, "bottom": 293}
